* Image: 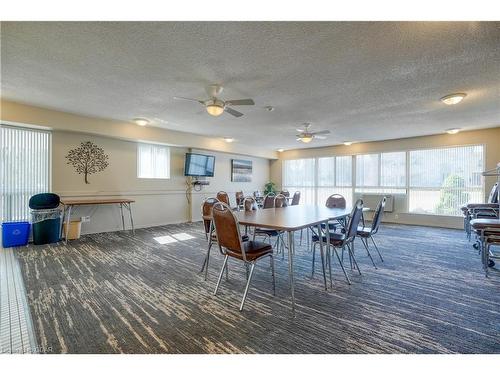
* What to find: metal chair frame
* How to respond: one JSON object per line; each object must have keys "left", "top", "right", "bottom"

{"left": 211, "top": 202, "right": 276, "bottom": 311}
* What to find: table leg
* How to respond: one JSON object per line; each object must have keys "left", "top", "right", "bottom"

{"left": 316, "top": 224, "right": 328, "bottom": 291}
{"left": 128, "top": 203, "right": 135, "bottom": 234}
{"left": 324, "top": 220, "right": 333, "bottom": 288}
{"left": 64, "top": 205, "right": 72, "bottom": 244}
{"left": 60, "top": 205, "right": 66, "bottom": 241}
{"left": 120, "top": 203, "right": 125, "bottom": 230}
{"left": 287, "top": 230, "right": 296, "bottom": 317}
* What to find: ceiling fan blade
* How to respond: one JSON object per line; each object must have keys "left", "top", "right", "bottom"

{"left": 173, "top": 96, "right": 205, "bottom": 104}
{"left": 225, "top": 107, "right": 244, "bottom": 117}
{"left": 225, "top": 99, "right": 255, "bottom": 106}
{"left": 315, "top": 135, "right": 327, "bottom": 140}
{"left": 312, "top": 130, "right": 331, "bottom": 135}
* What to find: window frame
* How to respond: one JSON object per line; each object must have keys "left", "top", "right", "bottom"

{"left": 136, "top": 142, "right": 171, "bottom": 180}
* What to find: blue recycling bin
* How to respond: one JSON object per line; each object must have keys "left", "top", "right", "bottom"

{"left": 2, "top": 221, "right": 31, "bottom": 248}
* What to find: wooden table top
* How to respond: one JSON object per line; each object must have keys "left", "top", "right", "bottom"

{"left": 60, "top": 198, "right": 135, "bottom": 206}
{"left": 234, "top": 205, "right": 354, "bottom": 231}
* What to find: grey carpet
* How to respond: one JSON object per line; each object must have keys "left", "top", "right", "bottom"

{"left": 14, "top": 222, "right": 500, "bottom": 354}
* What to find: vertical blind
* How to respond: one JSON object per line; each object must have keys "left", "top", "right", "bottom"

{"left": 0, "top": 125, "right": 51, "bottom": 222}
{"left": 137, "top": 143, "right": 170, "bottom": 179}
{"left": 409, "top": 145, "right": 484, "bottom": 216}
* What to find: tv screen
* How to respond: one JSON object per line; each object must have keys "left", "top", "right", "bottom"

{"left": 184, "top": 153, "right": 215, "bottom": 177}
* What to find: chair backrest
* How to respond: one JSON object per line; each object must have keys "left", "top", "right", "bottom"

{"left": 346, "top": 199, "right": 364, "bottom": 240}
{"left": 263, "top": 193, "right": 276, "bottom": 209}
{"left": 201, "top": 197, "right": 218, "bottom": 234}
{"left": 325, "top": 194, "right": 346, "bottom": 209}
{"left": 212, "top": 202, "right": 246, "bottom": 261}
{"left": 280, "top": 190, "right": 290, "bottom": 197}
{"left": 243, "top": 196, "right": 257, "bottom": 212}
{"left": 291, "top": 191, "right": 301, "bottom": 206}
{"left": 274, "top": 194, "right": 288, "bottom": 208}
{"left": 235, "top": 191, "right": 244, "bottom": 206}
{"left": 216, "top": 191, "right": 230, "bottom": 205}
{"left": 253, "top": 191, "right": 263, "bottom": 198}
{"left": 370, "top": 196, "right": 386, "bottom": 235}
{"left": 488, "top": 182, "right": 499, "bottom": 203}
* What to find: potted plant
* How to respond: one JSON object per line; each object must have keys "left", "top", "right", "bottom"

{"left": 264, "top": 181, "right": 278, "bottom": 195}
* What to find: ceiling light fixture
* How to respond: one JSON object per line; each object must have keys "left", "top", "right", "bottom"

{"left": 446, "top": 128, "right": 461, "bottom": 134}
{"left": 277, "top": 149, "right": 284, "bottom": 153}
{"left": 343, "top": 141, "right": 353, "bottom": 146}
{"left": 224, "top": 137, "right": 234, "bottom": 143}
{"left": 206, "top": 100, "right": 225, "bottom": 116}
{"left": 133, "top": 118, "right": 149, "bottom": 126}
{"left": 300, "top": 135, "right": 313, "bottom": 143}
{"left": 440, "top": 93, "right": 466, "bottom": 105}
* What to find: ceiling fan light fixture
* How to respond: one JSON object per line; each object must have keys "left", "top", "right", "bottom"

{"left": 206, "top": 104, "right": 224, "bottom": 116}
{"left": 440, "top": 93, "right": 466, "bottom": 105}
{"left": 300, "top": 135, "right": 313, "bottom": 143}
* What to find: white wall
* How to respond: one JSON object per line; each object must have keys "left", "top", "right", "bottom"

{"left": 53, "top": 132, "right": 271, "bottom": 234}
{"left": 188, "top": 149, "right": 271, "bottom": 222}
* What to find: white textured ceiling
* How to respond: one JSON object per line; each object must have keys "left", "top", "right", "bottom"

{"left": 1, "top": 22, "right": 499, "bottom": 150}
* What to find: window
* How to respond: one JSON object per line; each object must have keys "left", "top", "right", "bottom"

{"left": 355, "top": 152, "right": 406, "bottom": 194}
{"left": 137, "top": 143, "right": 170, "bottom": 179}
{"left": 1, "top": 125, "right": 51, "bottom": 222}
{"left": 409, "top": 145, "right": 484, "bottom": 216}
{"left": 283, "top": 156, "right": 352, "bottom": 205}
{"left": 282, "top": 158, "right": 316, "bottom": 204}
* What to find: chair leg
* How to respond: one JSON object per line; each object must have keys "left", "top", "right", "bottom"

{"left": 270, "top": 255, "right": 276, "bottom": 296}
{"left": 347, "top": 242, "right": 361, "bottom": 275}
{"left": 370, "top": 236, "right": 384, "bottom": 262}
{"left": 245, "top": 263, "right": 249, "bottom": 280}
{"left": 299, "top": 228, "right": 303, "bottom": 245}
{"left": 311, "top": 241, "right": 317, "bottom": 277}
{"left": 240, "top": 262, "right": 256, "bottom": 311}
{"left": 333, "top": 247, "right": 351, "bottom": 285}
{"left": 361, "top": 237, "right": 377, "bottom": 269}
{"left": 319, "top": 241, "right": 328, "bottom": 291}
{"left": 202, "top": 242, "right": 213, "bottom": 281}
{"left": 213, "top": 255, "right": 229, "bottom": 295}
{"left": 327, "top": 245, "right": 333, "bottom": 288}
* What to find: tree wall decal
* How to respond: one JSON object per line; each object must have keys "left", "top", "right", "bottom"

{"left": 66, "top": 141, "right": 109, "bottom": 184}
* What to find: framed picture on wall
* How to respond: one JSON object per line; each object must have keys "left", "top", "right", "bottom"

{"left": 231, "top": 159, "right": 252, "bottom": 182}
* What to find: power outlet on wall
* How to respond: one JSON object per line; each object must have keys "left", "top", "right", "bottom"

{"left": 81, "top": 216, "right": 90, "bottom": 223}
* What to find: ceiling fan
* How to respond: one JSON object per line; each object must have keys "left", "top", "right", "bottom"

{"left": 296, "top": 123, "right": 331, "bottom": 143}
{"left": 174, "top": 84, "right": 255, "bottom": 118}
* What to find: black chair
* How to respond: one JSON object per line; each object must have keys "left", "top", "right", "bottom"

{"left": 311, "top": 199, "right": 365, "bottom": 285}
{"left": 357, "top": 196, "right": 386, "bottom": 267}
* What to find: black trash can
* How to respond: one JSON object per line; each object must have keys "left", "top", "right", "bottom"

{"left": 29, "top": 193, "right": 62, "bottom": 245}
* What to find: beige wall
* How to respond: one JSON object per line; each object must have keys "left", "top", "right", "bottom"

{"left": 0, "top": 99, "right": 278, "bottom": 160}
{"left": 271, "top": 127, "right": 500, "bottom": 229}
{"left": 53, "top": 132, "right": 271, "bottom": 234}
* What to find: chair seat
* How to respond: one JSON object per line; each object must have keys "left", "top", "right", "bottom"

{"left": 311, "top": 231, "right": 345, "bottom": 246}
{"left": 227, "top": 240, "right": 273, "bottom": 261}
{"left": 356, "top": 226, "right": 372, "bottom": 237}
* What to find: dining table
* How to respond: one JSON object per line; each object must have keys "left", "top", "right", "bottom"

{"left": 233, "top": 204, "right": 361, "bottom": 316}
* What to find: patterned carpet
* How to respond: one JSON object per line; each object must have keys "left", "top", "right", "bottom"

{"left": 14, "top": 222, "right": 500, "bottom": 354}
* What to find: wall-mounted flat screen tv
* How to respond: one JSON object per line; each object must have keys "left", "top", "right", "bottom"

{"left": 184, "top": 153, "right": 215, "bottom": 177}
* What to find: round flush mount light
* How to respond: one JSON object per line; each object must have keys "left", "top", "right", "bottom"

{"left": 134, "top": 118, "right": 149, "bottom": 126}
{"left": 440, "top": 93, "right": 466, "bottom": 105}
{"left": 224, "top": 137, "right": 234, "bottom": 143}
{"left": 277, "top": 148, "right": 284, "bottom": 153}
{"left": 446, "top": 128, "right": 461, "bottom": 134}
{"left": 343, "top": 141, "right": 353, "bottom": 146}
